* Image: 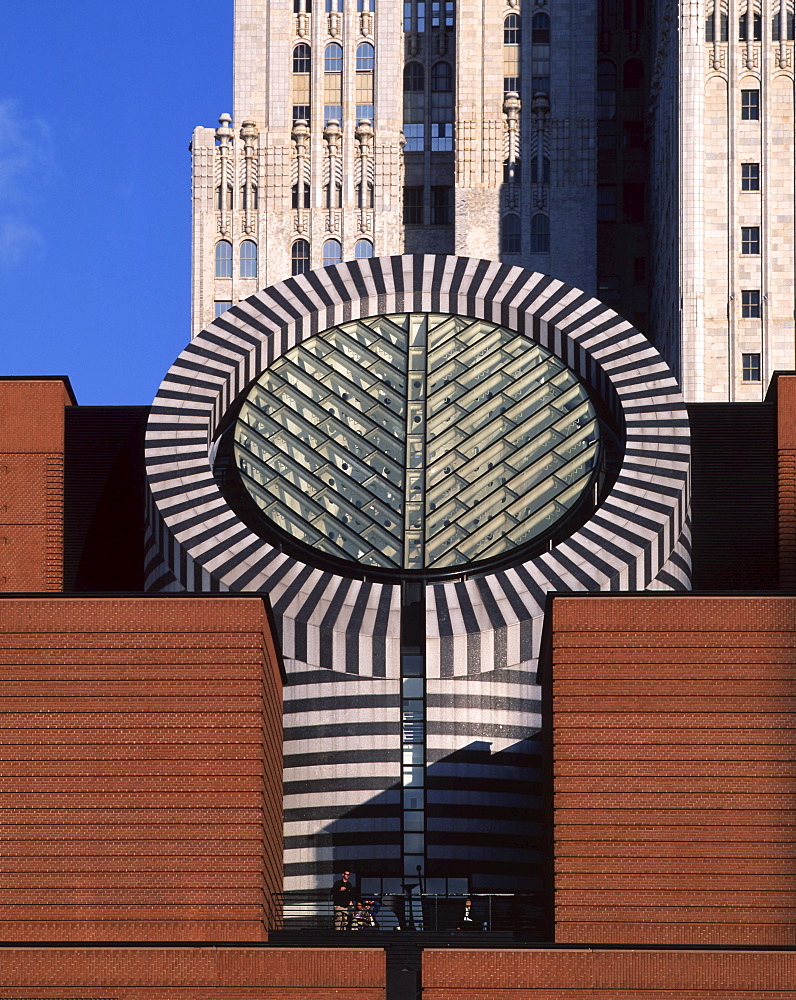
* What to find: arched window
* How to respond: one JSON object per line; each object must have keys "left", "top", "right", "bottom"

{"left": 531, "top": 213, "right": 550, "bottom": 254}
{"left": 504, "top": 13, "right": 521, "bottom": 43}
{"left": 403, "top": 62, "right": 425, "bottom": 148}
{"left": 324, "top": 43, "right": 343, "bottom": 121}
{"left": 431, "top": 61, "right": 453, "bottom": 137}
{"left": 431, "top": 61, "right": 453, "bottom": 91}
{"left": 323, "top": 239, "right": 342, "bottom": 267}
{"left": 531, "top": 156, "right": 550, "bottom": 185}
{"left": 293, "top": 43, "right": 311, "bottom": 73}
{"left": 355, "top": 239, "right": 374, "bottom": 258}
{"left": 356, "top": 43, "right": 375, "bottom": 120}
{"left": 404, "top": 62, "right": 425, "bottom": 91}
{"left": 356, "top": 42, "right": 375, "bottom": 71}
{"left": 324, "top": 43, "right": 343, "bottom": 72}
{"left": 293, "top": 44, "right": 312, "bottom": 123}
{"left": 531, "top": 12, "right": 550, "bottom": 41}
{"left": 530, "top": 14, "right": 550, "bottom": 95}
{"left": 504, "top": 15, "right": 521, "bottom": 92}
{"left": 623, "top": 58, "right": 644, "bottom": 88}
{"left": 501, "top": 214, "right": 521, "bottom": 255}
{"left": 215, "top": 241, "right": 233, "bottom": 277}
{"left": 240, "top": 240, "right": 258, "bottom": 278}
{"left": 291, "top": 240, "right": 310, "bottom": 276}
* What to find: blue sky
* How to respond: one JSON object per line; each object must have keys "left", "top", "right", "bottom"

{"left": 1, "top": 2, "right": 231, "bottom": 404}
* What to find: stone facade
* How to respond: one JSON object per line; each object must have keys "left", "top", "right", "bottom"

{"left": 662, "top": 0, "right": 796, "bottom": 401}
{"left": 190, "top": 0, "right": 599, "bottom": 336}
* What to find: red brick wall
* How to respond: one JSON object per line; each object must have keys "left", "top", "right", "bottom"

{"left": 0, "top": 379, "right": 72, "bottom": 592}
{"left": 777, "top": 374, "right": 796, "bottom": 588}
{"left": 424, "top": 948, "right": 796, "bottom": 998}
{"left": 0, "top": 946, "right": 385, "bottom": 998}
{"left": 0, "top": 597, "right": 283, "bottom": 942}
{"left": 550, "top": 594, "right": 796, "bottom": 945}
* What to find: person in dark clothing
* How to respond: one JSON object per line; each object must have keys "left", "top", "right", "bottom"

{"left": 331, "top": 870, "right": 356, "bottom": 930}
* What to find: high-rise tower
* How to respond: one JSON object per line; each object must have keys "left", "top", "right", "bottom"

{"left": 652, "top": 0, "right": 796, "bottom": 400}
{"left": 190, "top": 0, "right": 601, "bottom": 336}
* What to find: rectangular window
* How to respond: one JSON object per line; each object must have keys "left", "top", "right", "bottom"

{"left": 293, "top": 104, "right": 310, "bottom": 123}
{"left": 431, "top": 185, "right": 452, "bottom": 224}
{"left": 742, "top": 353, "right": 762, "bottom": 381}
{"left": 597, "top": 184, "right": 617, "bottom": 221}
{"left": 404, "top": 185, "right": 424, "bottom": 224}
{"left": 403, "top": 123, "right": 425, "bottom": 151}
{"left": 431, "top": 0, "right": 453, "bottom": 27}
{"left": 356, "top": 104, "right": 374, "bottom": 121}
{"left": 324, "top": 104, "right": 342, "bottom": 123}
{"left": 405, "top": 0, "right": 425, "bottom": 30}
{"left": 214, "top": 301, "right": 232, "bottom": 318}
{"left": 741, "top": 289, "right": 761, "bottom": 316}
{"left": 430, "top": 122, "right": 453, "bottom": 151}
{"left": 741, "top": 162, "right": 760, "bottom": 190}
{"left": 741, "top": 226, "right": 760, "bottom": 254}
{"left": 531, "top": 75, "right": 551, "bottom": 94}
{"left": 741, "top": 89, "right": 760, "bottom": 120}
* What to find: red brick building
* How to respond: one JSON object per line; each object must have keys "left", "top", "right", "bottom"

{"left": 0, "top": 370, "right": 795, "bottom": 997}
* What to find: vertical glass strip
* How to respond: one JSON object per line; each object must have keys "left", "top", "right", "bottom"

{"left": 403, "top": 315, "right": 428, "bottom": 568}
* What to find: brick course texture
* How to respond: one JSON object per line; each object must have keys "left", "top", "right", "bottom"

{"left": 0, "top": 596, "right": 283, "bottom": 942}
{"left": 777, "top": 375, "right": 796, "bottom": 587}
{"left": 0, "top": 379, "right": 72, "bottom": 592}
{"left": 0, "top": 946, "right": 385, "bottom": 998}
{"left": 549, "top": 594, "right": 796, "bottom": 946}
{"left": 423, "top": 948, "right": 796, "bottom": 999}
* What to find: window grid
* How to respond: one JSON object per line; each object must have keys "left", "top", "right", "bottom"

{"left": 741, "top": 89, "right": 760, "bottom": 120}
{"left": 240, "top": 240, "right": 258, "bottom": 278}
{"left": 291, "top": 240, "right": 310, "bottom": 276}
{"left": 741, "top": 163, "right": 760, "bottom": 191}
{"left": 742, "top": 353, "right": 762, "bottom": 381}
{"left": 741, "top": 226, "right": 760, "bottom": 254}
{"left": 215, "top": 241, "right": 233, "bottom": 278}
{"left": 741, "top": 290, "right": 761, "bottom": 317}
{"left": 404, "top": 185, "right": 424, "bottom": 224}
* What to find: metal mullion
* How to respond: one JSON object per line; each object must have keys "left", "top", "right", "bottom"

{"left": 327, "top": 324, "right": 408, "bottom": 378}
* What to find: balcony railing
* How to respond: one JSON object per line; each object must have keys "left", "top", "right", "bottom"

{"left": 270, "top": 891, "right": 543, "bottom": 938}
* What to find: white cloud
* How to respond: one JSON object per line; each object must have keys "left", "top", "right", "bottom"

{"left": 0, "top": 99, "right": 51, "bottom": 263}
{"left": 0, "top": 220, "right": 43, "bottom": 264}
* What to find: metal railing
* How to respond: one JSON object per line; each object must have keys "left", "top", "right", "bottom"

{"left": 270, "top": 891, "right": 542, "bottom": 937}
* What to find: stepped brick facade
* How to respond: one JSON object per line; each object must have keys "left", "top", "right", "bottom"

{"left": 548, "top": 593, "right": 796, "bottom": 945}
{"left": 0, "top": 595, "right": 282, "bottom": 942}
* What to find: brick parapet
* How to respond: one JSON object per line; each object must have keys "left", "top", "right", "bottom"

{"left": 0, "top": 379, "right": 72, "bottom": 592}
{"left": 423, "top": 948, "right": 796, "bottom": 998}
{"left": 0, "top": 946, "right": 385, "bottom": 997}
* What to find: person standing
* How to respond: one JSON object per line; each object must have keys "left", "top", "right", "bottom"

{"left": 331, "top": 870, "right": 356, "bottom": 930}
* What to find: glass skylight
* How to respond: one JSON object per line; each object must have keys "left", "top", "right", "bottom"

{"left": 234, "top": 312, "right": 600, "bottom": 570}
